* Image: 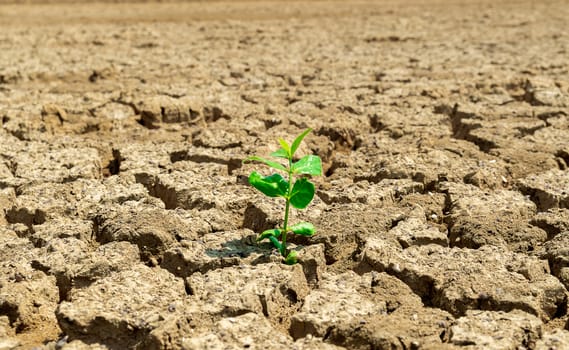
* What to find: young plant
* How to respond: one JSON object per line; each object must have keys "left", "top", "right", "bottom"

{"left": 244, "top": 128, "right": 322, "bottom": 264}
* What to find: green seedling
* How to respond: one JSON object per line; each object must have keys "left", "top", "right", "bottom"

{"left": 244, "top": 128, "right": 322, "bottom": 264}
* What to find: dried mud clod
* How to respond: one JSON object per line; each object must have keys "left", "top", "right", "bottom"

{"left": 2, "top": 0, "right": 569, "bottom": 348}
{"left": 360, "top": 240, "right": 568, "bottom": 323}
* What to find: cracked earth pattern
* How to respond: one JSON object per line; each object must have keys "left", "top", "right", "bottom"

{"left": 1, "top": 0, "right": 569, "bottom": 349}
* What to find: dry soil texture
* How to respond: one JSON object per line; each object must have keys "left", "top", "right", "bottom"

{"left": 1, "top": 0, "right": 569, "bottom": 349}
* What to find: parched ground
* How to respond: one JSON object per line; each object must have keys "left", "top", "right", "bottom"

{"left": 1, "top": 0, "right": 569, "bottom": 349}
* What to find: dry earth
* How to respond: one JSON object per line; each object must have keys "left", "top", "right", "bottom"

{"left": 1, "top": 0, "right": 569, "bottom": 349}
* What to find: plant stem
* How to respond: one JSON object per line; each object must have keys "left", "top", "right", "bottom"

{"left": 281, "top": 158, "right": 294, "bottom": 257}
{"left": 281, "top": 200, "right": 290, "bottom": 256}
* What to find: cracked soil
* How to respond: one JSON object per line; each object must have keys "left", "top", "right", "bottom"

{"left": 1, "top": 0, "right": 569, "bottom": 349}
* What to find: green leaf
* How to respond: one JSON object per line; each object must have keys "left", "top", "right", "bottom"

{"left": 268, "top": 235, "right": 283, "bottom": 251}
{"left": 290, "top": 128, "right": 312, "bottom": 157}
{"left": 244, "top": 156, "right": 287, "bottom": 172}
{"left": 289, "top": 178, "right": 315, "bottom": 209}
{"left": 285, "top": 250, "right": 298, "bottom": 265}
{"left": 248, "top": 172, "right": 289, "bottom": 198}
{"left": 278, "top": 138, "right": 291, "bottom": 158}
{"left": 289, "top": 222, "right": 316, "bottom": 236}
{"left": 292, "top": 155, "right": 322, "bottom": 176}
{"left": 257, "top": 228, "right": 282, "bottom": 242}
{"left": 270, "top": 148, "right": 289, "bottom": 159}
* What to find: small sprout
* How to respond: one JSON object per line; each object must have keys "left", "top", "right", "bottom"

{"left": 243, "top": 128, "right": 322, "bottom": 264}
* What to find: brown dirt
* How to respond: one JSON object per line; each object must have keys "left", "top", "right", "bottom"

{"left": 1, "top": 0, "right": 569, "bottom": 349}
